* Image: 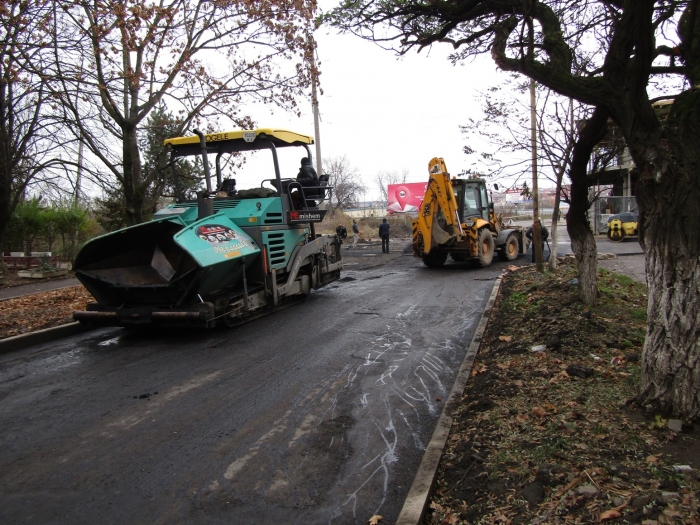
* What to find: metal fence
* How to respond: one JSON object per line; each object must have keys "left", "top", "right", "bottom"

{"left": 590, "top": 196, "right": 638, "bottom": 234}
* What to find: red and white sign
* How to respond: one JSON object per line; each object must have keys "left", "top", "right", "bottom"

{"left": 505, "top": 188, "right": 526, "bottom": 204}
{"left": 387, "top": 183, "right": 427, "bottom": 213}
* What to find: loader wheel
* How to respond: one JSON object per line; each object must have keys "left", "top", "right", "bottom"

{"left": 477, "top": 228, "right": 495, "bottom": 268}
{"left": 423, "top": 251, "right": 448, "bottom": 268}
{"left": 497, "top": 234, "right": 519, "bottom": 262}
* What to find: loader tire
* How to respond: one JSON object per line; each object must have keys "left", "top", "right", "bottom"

{"left": 477, "top": 228, "right": 495, "bottom": 268}
{"left": 423, "top": 251, "right": 448, "bottom": 268}
{"left": 497, "top": 233, "right": 519, "bottom": 262}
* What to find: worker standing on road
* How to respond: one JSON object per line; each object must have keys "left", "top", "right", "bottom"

{"left": 526, "top": 218, "right": 549, "bottom": 262}
{"left": 379, "top": 218, "right": 390, "bottom": 253}
{"left": 350, "top": 219, "right": 360, "bottom": 249}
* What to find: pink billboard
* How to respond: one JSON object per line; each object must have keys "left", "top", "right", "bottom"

{"left": 387, "top": 182, "right": 427, "bottom": 213}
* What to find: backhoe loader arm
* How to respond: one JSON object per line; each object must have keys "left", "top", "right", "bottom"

{"left": 412, "top": 158, "right": 464, "bottom": 257}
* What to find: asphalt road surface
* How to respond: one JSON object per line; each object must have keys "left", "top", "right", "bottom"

{"left": 0, "top": 241, "right": 523, "bottom": 525}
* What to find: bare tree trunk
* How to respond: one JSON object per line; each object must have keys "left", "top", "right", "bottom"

{"left": 565, "top": 107, "right": 609, "bottom": 305}
{"left": 122, "top": 125, "right": 144, "bottom": 226}
{"left": 567, "top": 203, "right": 598, "bottom": 304}
{"left": 550, "top": 98, "right": 576, "bottom": 272}
{"left": 636, "top": 90, "right": 700, "bottom": 420}
{"left": 549, "top": 171, "right": 564, "bottom": 271}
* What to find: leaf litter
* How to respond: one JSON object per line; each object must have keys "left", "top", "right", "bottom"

{"left": 425, "top": 261, "right": 699, "bottom": 525}
{"left": 0, "top": 286, "right": 93, "bottom": 339}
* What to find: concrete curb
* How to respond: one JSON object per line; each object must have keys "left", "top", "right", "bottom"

{"left": 0, "top": 322, "right": 92, "bottom": 355}
{"left": 396, "top": 275, "right": 503, "bottom": 525}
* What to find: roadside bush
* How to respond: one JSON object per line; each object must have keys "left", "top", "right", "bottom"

{"left": 3, "top": 200, "right": 90, "bottom": 262}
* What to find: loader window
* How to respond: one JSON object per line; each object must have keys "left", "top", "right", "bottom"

{"left": 463, "top": 186, "right": 480, "bottom": 219}
{"left": 480, "top": 186, "right": 490, "bottom": 220}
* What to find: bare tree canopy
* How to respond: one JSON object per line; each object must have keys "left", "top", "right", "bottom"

{"left": 375, "top": 169, "right": 408, "bottom": 204}
{"left": 323, "top": 155, "right": 366, "bottom": 209}
{"left": 463, "top": 81, "right": 587, "bottom": 270}
{"left": 0, "top": 0, "right": 73, "bottom": 271}
{"left": 42, "top": 0, "right": 317, "bottom": 225}
{"left": 326, "top": 1, "right": 700, "bottom": 419}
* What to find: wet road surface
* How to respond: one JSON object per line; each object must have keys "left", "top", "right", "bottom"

{"left": 0, "top": 245, "right": 519, "bottom": 524}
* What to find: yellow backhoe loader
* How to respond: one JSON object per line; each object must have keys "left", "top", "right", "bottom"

{"left": 412, "top": 158, "right": 528, "bottom": 268}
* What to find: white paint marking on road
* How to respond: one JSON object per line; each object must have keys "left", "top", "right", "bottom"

{"left": 98, "top": 336, "right": 120, "bottom": 346}
{"left": 399, "top": 411, "right": 424, "bottom": 451}
{"left": 361, "top": 454, "right": 381, "bottom": 470}
{"left": 346, "top": 367, "right": 359, "bottom": 386}
{"left": 375, "top": 365, "right": 398, "bottom": 385}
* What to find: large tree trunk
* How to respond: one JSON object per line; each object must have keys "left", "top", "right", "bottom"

{"left": 565, "top": 107, "right": 610, "bottom": 305}
{"left": 122, "top": 124, "right": 144, "bottom": 226}
{"left": 636, "top": 90, "right": 700, "bottom": 420}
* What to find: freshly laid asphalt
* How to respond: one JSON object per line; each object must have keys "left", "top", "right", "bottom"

{"left": 0, "top": 240, "right": 505, "bottom": 524}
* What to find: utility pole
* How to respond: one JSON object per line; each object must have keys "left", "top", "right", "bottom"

{"left": 530, "top": 79, "right": 544, "bottom": 272}
{"left": 309, "top": 37, "right": 322, "bottom": 180}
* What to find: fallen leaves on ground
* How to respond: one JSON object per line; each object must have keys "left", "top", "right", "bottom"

{"left": 0, "top": 286, "right": 93, "bottom": 339}
{"left": 600, "top": 508, "right": 622, "bottom": 521}
{"left": 425, "top": 261, "right": 700, "bottom": 525}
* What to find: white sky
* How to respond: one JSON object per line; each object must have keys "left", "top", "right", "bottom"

{"left": 235, "top": 10, "right": 516, "bottom": 201}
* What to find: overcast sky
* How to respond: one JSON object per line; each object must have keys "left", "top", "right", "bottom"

{"left": 235, "top": 5, "right": 518, "bottom": 201}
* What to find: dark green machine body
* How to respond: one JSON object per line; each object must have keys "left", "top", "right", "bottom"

{"left": 73, "top": 128, "right": 342, "bottom": 327}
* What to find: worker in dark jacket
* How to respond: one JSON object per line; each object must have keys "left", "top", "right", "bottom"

{"left": 379, "top": 218, "right": 390, "bottom": 253}
{"left": 526, "top": 218, "right": 549, "bottom": 262}
{"left": 293, "top": 157, "right": 319, "bottom": 207}
{"left": 297, "top": 157, "right": 318, "bottom": 186}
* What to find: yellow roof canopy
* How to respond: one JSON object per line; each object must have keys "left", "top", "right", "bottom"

{"left": 164, "top": 128, "right": 314, "bottom": 158}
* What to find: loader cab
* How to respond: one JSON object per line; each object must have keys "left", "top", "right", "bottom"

{"left": 454, "top": 179, "right": 490, "bottom": 222}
